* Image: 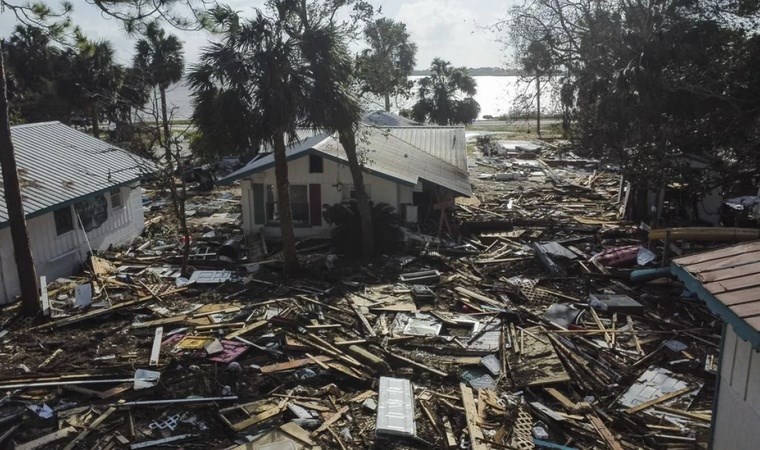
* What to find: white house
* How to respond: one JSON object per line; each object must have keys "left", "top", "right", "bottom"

{"left": 0, "top": 122, "right": 154, "bottom": 304}
{"left": 671, "top": 242, "right": 760, "bottom": 449}
{"left": 219, "top": 117, "right": 471, "bottom": 238}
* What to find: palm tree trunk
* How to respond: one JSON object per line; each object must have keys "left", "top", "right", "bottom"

{"left": 272, "top": 132, "right": 299, "bottom": 273}
{"left": 338, "top": 129, "right": 374, "bottom": 257}
{"left": 90, "top": 103, "right": 100, "bottom": 139}
{"left": 536, "top": 75, "right": 541, "bottom": 138}
{"left": 384, "top": 94, "right": 391, "bottom": 112}
{"left": 0, "top": 47, "right": 39, "bottom": 316}
{"left": 159, "top": 86, "right": 191, "bottom": 275}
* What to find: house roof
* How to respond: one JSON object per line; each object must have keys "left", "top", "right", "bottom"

{"left": 1, "top": 122, "right": 155, "bottom": 227}
{"left": 382, "top": 126, "right": 467, "bottom": 171}
{"left": 671, "top": 241, "right": 760, "bottom": 349}
{"left": 219, "top": 126, "right": 472, "bottom": 197}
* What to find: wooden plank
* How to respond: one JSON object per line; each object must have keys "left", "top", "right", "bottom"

{"left": 454, "top": 286, "right": 505, "bottom": 308}
{"left": 586, "top": 413, "right": 624, "bottom": 450}
{"left": 225, "top": 320, "right": 268, "bottom": 339}
{"left": 259, "top": 356, "right": 333, "bottom": 374}
{"left": 624, "top": 386, "right": 696, "bottom": 414}
{"left": 743, "top": 315, "right": 760, "bottom": 332}
{"left": 63, "top": 407, "right": 117, "bottom": 450}
{"left": 704, "top": 274, "right": 760, "bottom": 295}
{"left": 388, "top": 352, "right": 448, "bottom": 377}
{"left": 460, "top": 384, "right": 487, "bottom": 450}
{"left": 687, "top": 250, "right": 760, "bottom": 275}
{"left": 699, "top": 261, "right": 760, "bottom": 283}
{"left": 652, "top": 405, "right": 711, "bottom": 422}
{"left": 716, "top": 287, "right": 760, "bottom": 306}
{"left": 132, "top": 315, "right": 187, "bottom": 329}
{"left": 15, "top": 427, "right": 76, "bottom": 450}
{"left": 229, "top": 403, "right": 286, "bottom": 431}
{"left": 280, "top": 421, "right": 315, "bottom": 445}
{"left": 149, "top": 327, "right": 163, "bottom": 366}
{"left": 442, "top": 416, "right": 458, "bottom": 449}
{"left": 544, "top": 387, "right": 578, "bottom": 411}
{"left": 674, "top": 241, "right": 760, "bottom": 266}
{"left": 729, "top": 301, "right": 760, "bottom": 318}
{"left": 312, "top": 405, "right": 349, "bottom": 435}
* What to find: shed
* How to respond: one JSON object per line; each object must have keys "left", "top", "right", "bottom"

{"left": 671, "top": 241, "right": 760, "bottom": 448}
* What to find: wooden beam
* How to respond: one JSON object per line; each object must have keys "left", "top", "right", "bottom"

{"left": 624, "top": 386, "right": 696, "bottom": 414}
{"left": 312, "top": 405, "right": 349, "bottom": 435}
{"left": 15, "top": 427, "right": 76, "bottom": 450}
{"left": 460, "top": 384, "right": 487, "bottom": 450}
{"left": 225, "top": 320, "right": 268, "bottom": 339}
{"left": 62, "top": 407, "right": 117, "bottom": 450}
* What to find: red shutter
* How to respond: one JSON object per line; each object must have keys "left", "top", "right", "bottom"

{"left": 309, "top": 184, "right": 322, "bottom": 226}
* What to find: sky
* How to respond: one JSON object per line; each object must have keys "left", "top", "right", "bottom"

{"left": 0, "top": 0, "right": 512, "bottom": 69}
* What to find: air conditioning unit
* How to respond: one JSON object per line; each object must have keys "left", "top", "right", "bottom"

{"left": 402, "top": 204, "right": 418, "bottom": 224}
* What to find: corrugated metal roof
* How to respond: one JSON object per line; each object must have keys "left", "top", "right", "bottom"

{"left": 382, "top": 126, "right": 467, "bottom": 171}
{"left": 1, "top": 121, "right": 155, "bottom": 226}
{"left": 672, "top": 240, "right": 760, "bottom": 348}
{"left": 220, "top": 126, "right": 472, "bottom": 197}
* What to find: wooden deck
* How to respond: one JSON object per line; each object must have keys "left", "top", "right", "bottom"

{"left": 674, "top": 241, "right": 760, "bottom": 332}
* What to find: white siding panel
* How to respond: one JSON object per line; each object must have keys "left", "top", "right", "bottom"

{"left": 722, "top": 323, "right": 738, "bottom": 382}
{"left": 0, "top": 185, "right": 145, "bottom": 304}
{"left": 240, "top": 180, "right": 253, "bottom": 235}
{"left": 731, "top": 333, "right": 752, "bottom": 397}
{"left": 713, "top": 325, "right": 760, "bottom": 448}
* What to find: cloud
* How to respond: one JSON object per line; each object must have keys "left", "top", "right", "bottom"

{"left": 394, "top": 0, "right": 505, "bottom": 69}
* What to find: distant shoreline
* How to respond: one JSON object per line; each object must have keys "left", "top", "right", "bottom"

{"left": 411, "top": 67, "right": 523, "bottom": 77}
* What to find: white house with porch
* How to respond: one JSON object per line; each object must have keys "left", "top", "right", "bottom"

{"left": 219, "top": 118, "right": 471, "bottom": 238}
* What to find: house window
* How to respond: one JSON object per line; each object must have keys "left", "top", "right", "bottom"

{"left": 309, "top": 155, "right": 324, "bottom": 173}
{"left": 54, "top": 206, "right": 74, "bottom": 235}
{"left": 110, "top": 189, "right": 123, "bottom": 209}
{"left": 290, "top": 185, "right": 309, "bottom": 224}
{"left": 266, "top": 184, "right": 310, "bottom": 225}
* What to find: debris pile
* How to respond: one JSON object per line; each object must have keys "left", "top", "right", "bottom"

{"left": 0, "top": 143, "right": 731, "bottom": 449}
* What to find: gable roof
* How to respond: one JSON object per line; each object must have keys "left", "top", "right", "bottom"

{"left": 219, "top": 126, "right": 472, "bottom": 197}
{"left": 1, "top": 122, "right": 155, "bottom": 227}
{"left": 671, "top": 241, "right": 760, "bottom": 349}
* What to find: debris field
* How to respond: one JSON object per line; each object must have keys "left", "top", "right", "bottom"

{"left": 0, "top": 140, "right": 731, "bottom": 449}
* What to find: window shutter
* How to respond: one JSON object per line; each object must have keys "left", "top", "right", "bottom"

{"left": 252, "top": 184, "right": 265, "bottom": 225}
{"left": 309, "top": 184, "right": 322, "bottom": 226}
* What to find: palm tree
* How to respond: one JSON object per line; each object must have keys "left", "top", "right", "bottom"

{"left": 58, "top": 34, "right": 121, "bottom": 138}
{"left": 133, "top": 21, "right": 184, "bottom": 150}
{"left": 132, "top": 22, "right": 190, "bottom": 273}
{"left": 411, "top": 58, "right": 480, "bottom": 125}
{"left": 301, "top": 22, "right": 374, "bottom": 257}
{"left": 521, "top": 40, "right": 553, "bottom": 137}
{"left": 190, "top": 2, "right": 374, "bottom": 270}
{"left": 357, "top": 18, "right": 417, "bottom": 112}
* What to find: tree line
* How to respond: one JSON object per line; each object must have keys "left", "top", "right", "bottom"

{"left": 506, "top": 0, "right": 760, "bottom": 218}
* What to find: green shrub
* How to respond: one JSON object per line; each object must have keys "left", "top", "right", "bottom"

{"left": 323, "top": 201, "right": 404, "bottom": 255}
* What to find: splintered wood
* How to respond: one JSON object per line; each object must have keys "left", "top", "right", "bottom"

{"left": 509, "top": 326, "right": 571, "bottom": 387}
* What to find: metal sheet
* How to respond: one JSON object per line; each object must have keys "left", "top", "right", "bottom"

{"left": 189, "top": 270, "right": 232, "bottom": 284}
{"left": 376, "top": 377, "right": 416, "bottom": 438}
{"left": 2, "top": 122, "right": 154, "bottom": 226}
